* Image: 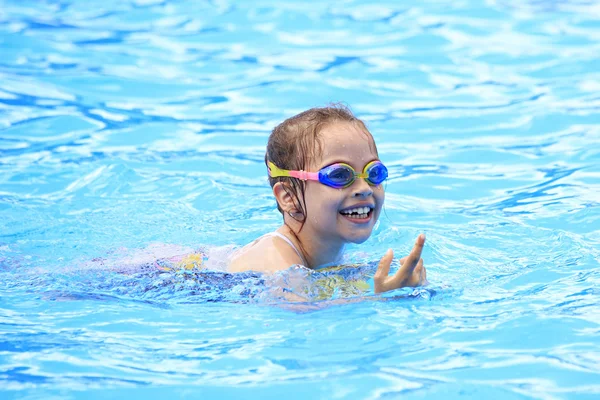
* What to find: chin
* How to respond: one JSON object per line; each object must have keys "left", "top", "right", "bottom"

{"left": 345, "top": 229, "right": 373, "bottom": 244}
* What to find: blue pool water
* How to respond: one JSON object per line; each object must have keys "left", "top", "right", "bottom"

{"left": 1, "top": 0, "right": 599, "bottom": 398}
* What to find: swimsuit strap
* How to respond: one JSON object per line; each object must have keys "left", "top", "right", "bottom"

{"left": 266, "top": 231, "right": 307, "bottom": 266}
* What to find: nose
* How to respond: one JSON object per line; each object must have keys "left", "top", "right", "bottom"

{"left": 352, "top": 177, "right": 373, "bottom": 198}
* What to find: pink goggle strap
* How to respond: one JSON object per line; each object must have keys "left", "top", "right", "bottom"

{"left": 288, "top": 170, "right": 319, "bottom": 181}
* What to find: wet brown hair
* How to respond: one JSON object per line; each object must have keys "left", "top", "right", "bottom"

{"left": 265, "top": 104, "right": 377, "bottom": 231}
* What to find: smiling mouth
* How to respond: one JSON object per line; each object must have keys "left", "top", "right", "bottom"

{"left": 339, "top": 206, "right": 373, "bottom": 220}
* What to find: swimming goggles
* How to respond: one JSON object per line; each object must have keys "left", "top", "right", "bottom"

{"left": 267, "top": 160, "right": 388, "bottom": 189}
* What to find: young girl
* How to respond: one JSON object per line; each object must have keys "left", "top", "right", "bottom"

{"left": 229, "top": 105, "right": 427, "bottom": 294}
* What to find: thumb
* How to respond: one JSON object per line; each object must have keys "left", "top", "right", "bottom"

{"left": 375, "top": 249, "right": 394, "bottom": 279}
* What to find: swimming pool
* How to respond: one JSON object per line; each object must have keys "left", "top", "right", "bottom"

{"left": 1, "top": 0, "right": 599, "bottom": 398}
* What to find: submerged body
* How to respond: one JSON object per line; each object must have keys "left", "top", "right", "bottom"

{"left": 90, "top": 107, "right": 427, "bottom": 294}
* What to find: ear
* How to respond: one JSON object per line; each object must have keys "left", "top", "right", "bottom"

{"left": 273, "top": 182, "right": 301, "bottom": 215}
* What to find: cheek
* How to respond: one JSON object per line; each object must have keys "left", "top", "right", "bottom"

{"left": 304, "top": 184, "right": 342, "bottom": 214}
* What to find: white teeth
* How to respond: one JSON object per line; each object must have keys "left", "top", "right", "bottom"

{"left": 340, "top": 206, "right": 372, "bottom": 217}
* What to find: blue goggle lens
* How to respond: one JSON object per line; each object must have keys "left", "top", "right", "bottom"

{"left": 366, "top": 162, "right": 388, "bottom": 185}
{"left": 327, "top": 166, "right": 354, "bottom": 186}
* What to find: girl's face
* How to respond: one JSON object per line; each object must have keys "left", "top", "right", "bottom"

{"left": 301, "top": 121, "right": 385, "bottom": 246}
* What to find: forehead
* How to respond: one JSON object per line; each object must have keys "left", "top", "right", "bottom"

{"left": 315, "top": 121, "right": 378, "bottom": 168}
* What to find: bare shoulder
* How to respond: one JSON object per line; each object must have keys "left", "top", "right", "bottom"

{"left": 228, "top": 234, "right": 302, "bottom": 273}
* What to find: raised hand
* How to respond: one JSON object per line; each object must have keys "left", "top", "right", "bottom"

{"left": 374, "top": 234, "right": 427, "bottom": 294}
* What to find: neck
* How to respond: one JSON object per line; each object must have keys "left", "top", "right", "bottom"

{"left": 279, "top": 221, "right": 345, "bottom": 269}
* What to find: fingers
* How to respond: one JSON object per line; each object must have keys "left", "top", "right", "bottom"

{"left": 375, "top": 249, "right": 393, "bottom": 280}
{"left": 416, "top": 258, "right": 424, "bottom": 269}
{"left": 411, "top": 233, "right": 426, "bottom": 260}
{"left": 415, "top": 258, "right": 425, "bottom": 284}
{"left": 375, "top": 235, "right": 427, "bottom": 293}
{"left": 398, "top": 234, "right": 426, "bottom": 275}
